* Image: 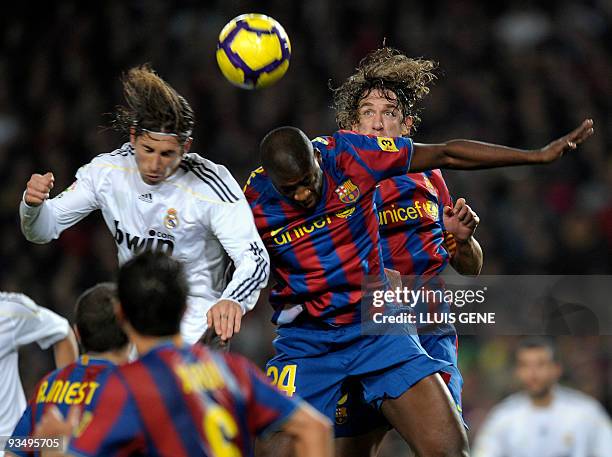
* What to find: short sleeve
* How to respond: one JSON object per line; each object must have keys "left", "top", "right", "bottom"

{"left": 7, "top": 294, "right": 70, "bottom": 350}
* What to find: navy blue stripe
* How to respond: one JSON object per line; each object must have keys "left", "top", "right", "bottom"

{"left": 137, "top": 351, "right": 209, "bottom": 455}
{"left": 228, "top": 243, "right": 268, "bottom": 302}
{"left": 229, "top": 250, "right": 267, "bottom": 302}
{"left": 191, "top": 162, "right": 240, "bottom": 201}
{"left": 181, "top": 162, "right": 233, "bottom": 202}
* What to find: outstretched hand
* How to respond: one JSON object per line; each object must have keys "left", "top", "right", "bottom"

{"left": 536, "top": 118, "right": 594, "bottom": 163}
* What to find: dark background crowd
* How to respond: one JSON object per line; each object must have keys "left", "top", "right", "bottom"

{"left": 1, "top": 0, "right": 610, "bottom": 452}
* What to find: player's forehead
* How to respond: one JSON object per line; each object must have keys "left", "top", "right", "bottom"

{"left": 358, "top": 88, "right": 400, "bottom": 109}
{"left": 517, "top": 347, "right": 554, "bottom": 363}
{"left": 137, "top": 132, "right": 183, "bottom": 151}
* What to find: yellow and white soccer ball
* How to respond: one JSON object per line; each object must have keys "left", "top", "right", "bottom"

{"left": 216, "top": 13, "right": 291, "bottom": 90}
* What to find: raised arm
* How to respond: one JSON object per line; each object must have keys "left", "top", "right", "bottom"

{"left": 52, "top": 327, "right": 79, "bottom": 369}
{"left": 409, "top": 119, "right": 594, "bottom": 172}
{"left": 20, "top": 166, "right": 99, "bottom": 244}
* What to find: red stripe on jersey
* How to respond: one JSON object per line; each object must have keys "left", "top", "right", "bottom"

{"left": 120, "top": 360, "right": 189, "bottom": 456}
{"left": 427, "top": 170, "right": 452, "bottom": 207}
{"left": 74, "top": 374, "right": 129, "bottom": 455}
{"left": 224, "top": 354, "right": 285, "bottom": 435}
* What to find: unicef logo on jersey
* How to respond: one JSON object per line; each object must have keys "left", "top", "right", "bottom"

{"left": 113, "top": 220, "right": 175, "bottom": 255}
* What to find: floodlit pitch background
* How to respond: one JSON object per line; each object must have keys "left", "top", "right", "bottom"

{"left": 2, "top": 1, "right": 611, "bottom": 453}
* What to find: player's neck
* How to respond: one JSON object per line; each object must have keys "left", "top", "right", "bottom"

{"left": 130, "top": 333, "right": 183, "bottom": 356}
{"left": 85, "top": 347, "right": 130, "bottom": 365}
{"left": 529, "top": 389, "right": 555, "bottom": 408}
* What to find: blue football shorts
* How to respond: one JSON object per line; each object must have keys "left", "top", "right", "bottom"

{"left": 334, "top": 332, "right": 465, "bottom": 437}
{"left": 265, "top": 320, "right": 451, "bottom": 435}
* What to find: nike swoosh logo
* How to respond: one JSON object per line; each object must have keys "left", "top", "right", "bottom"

{"left": 270, "top": 227, "right": 286, "bottom": 237}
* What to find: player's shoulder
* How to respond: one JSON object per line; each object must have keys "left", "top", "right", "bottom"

{"left": 243, "top": 166, "right": 280, "bottom": 207}
{"left": 179, "top": 153, "right": 243, "bottom": 204}
{"left": 243, "top": 166, "right": 268, "bottom": 193}
{"left": 487, "top": 392, "right": 531, "bottom": 420}
{"left": 89, "top": 143, "right": 135, "bottom": 166}
{"left": 78, "top": 143, "right": 136, "bottom": 179}
{"left": 0, "top": 291, "right": 41, "bottom": 315}
{"left": 334, "top": 130, "right": 411, "bottom": 152}
{"left": 556, "top": 386, "right": 605, "bottom": 412}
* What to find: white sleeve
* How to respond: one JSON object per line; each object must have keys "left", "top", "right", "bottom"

{"left": 472, "top": 408, "right": 510, "bottom": 457}
{"left": 210, "top": 195, "right": 270, "bottom": 314}
{"left": 19, "top": 163, "right": 100, "bottom": 244}
{"left": 8, "top": 294, "right": 70, "bottom": 350}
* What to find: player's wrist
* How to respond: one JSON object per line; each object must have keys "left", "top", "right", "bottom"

{"left": 453, "top": 233, "right": 474, "bottom": 244}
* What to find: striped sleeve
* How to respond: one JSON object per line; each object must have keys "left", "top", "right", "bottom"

{"left": 208, "top": 174, "right": 270, "bottom": 313}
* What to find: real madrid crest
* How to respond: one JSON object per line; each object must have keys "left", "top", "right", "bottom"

{"left": 164, "top": 208, "right": 179, "bottom": 229}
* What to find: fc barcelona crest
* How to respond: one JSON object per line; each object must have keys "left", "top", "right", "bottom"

{"left": 335, "top": 179, "right": 360, "bottom": 204}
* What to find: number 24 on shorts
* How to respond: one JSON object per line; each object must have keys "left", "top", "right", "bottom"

{"left": 267, "top": 365, "right": 297, "bottom": 397}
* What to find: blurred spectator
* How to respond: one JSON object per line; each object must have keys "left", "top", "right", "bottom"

{"left": 472, "top": 337, "right": 612, "bottom": 457}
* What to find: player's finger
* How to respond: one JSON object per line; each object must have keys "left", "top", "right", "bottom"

{"left": 568, "top": 119, "right": 594, "bottom": 143}
{"left": 49, "top": 404, "right": 64, "bottom": 420}
{"left": 575, "top": 127, "right": 594, "bottom": 144}
{"left": 453, "top": 198, "right": 466, "bottom": 212}
{"left": 25, "top": 190, "right": 47, "bottom": 203}
{"left": 44, "top": 172, "right": 55, "bottom": 189}
{"left": 456, "top": 205, "right": 470, "bottom": 221}
{"left": 222, "top": 306, "right": 235, "bottom": 340}
{"left": 206, "top": 309, "right": 213, "bottom": 330}
{"left": 234, "top": 311, "right": 242, "bottom": 334}
{"left": 443, "top": 205, "right": 454, "bottom": 217}
{"left": 213, "top": 309, "right": 223, "bottom": 337}
{"left": 28, "top": 179, "right": 52, "bottom": 194}
{"left": 67, "top": 405, "right": 81, "bottom": 429}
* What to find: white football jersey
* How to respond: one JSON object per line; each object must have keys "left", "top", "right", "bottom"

{"left": 473, "top": 386, "right": 612, "bottom": 457}
{"left": 19, "top": 143, "right": 269, "bottom": 344}
{"left": 0, "top": 292, "right": 70, "bottom": 445}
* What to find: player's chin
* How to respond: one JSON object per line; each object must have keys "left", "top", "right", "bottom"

{"left": 300, "top": 198, "right": 317, "bottom": 210}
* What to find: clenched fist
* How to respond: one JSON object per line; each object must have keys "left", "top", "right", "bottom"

{"left": 24, "top": 172, "right": 54, "bottom": 206}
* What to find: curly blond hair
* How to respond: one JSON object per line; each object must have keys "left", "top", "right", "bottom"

{"left": 112, "top": 64, "right": 195, "bottom": 144}
{"left": 332, "top": 47, "right": 437, "bottom": 131}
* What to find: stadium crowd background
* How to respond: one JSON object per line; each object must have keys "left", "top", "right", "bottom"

{"left": 1, "top": 0, "right": 610, "bottom": 453}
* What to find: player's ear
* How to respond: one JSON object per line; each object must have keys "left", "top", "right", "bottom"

{"left": 113, "top": 299, "right": 126, "bottom": 326}
{"left": 183, "top": 137, "right": 193, "bottom": 153}
{"left": 129, "top": 127, "right": 136, "bottom": 146}
{"left": 314, "top": 148, "right": 322, "bottom": 165}
{"left": 72, "top": 324, "right": 82, "bottom": 347}
{"left": 401, "top": 116, "right": 413, "bottom": 136}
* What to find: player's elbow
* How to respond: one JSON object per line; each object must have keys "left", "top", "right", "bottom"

{"left": 20, "top": 226, "right": 55, "bottom": 244}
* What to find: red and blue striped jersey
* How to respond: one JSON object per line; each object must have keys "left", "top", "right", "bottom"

{"left": 7, "top": 356, "right": 115, "bottom": 457}
{"left": 244, "top": 130, "right": 413, "bottom": 325}
{"left": 68, "top": 342, "right": 298, "bottom": 457}
{"left": 376, "top": 170, "right": 453, "bottom": 276}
